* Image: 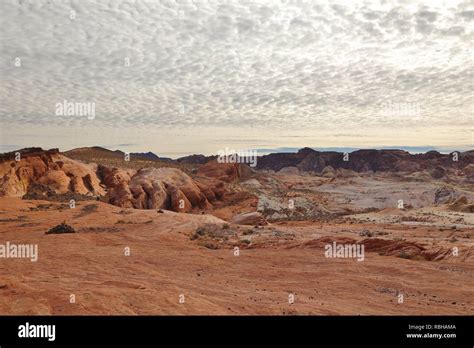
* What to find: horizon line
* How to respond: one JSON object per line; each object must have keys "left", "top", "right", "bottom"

{"left": 2, "top": 145, "right": 473, "bottom": 160}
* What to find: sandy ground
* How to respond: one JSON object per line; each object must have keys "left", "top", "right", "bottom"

{"left": 0, "top": 197, "right": 472, "bottom": 315}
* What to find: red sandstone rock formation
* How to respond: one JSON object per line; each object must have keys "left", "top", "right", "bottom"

{"left": 197, "top": 160, "right": 253, "bottom": 182}
{"left": 0, "top": 148, "right": 105, "bottom": 197}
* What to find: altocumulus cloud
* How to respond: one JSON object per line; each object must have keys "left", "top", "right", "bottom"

{"left": 0, "top": 0, "right": 472, "bottom": 136}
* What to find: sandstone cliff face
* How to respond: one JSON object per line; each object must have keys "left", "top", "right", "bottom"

{"left": 0, "top": 148, "right": 105, "bottom": 197}
{"left": 123, "top": 167, "right": 212, "bottom": 211}
{"left": 197, "top": 160, "right": 253, "bottom": 182}
{"left": 0, "top": 149, "right": 223, "bottom": 213}
{"left": 97, "top": 165, "right": 221, "bottom": 211}
{"left": 231, "top": 211, "right": 267, "bottom": 226}
{"left": 96, "top": 165, "right": 135, "bottom": 208}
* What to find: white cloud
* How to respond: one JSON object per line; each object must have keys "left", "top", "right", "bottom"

{"left": 0, "top": 0, "right": 472, "bottom": 152}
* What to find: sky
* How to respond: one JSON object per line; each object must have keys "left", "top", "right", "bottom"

{"left": 0, "top": 0, "right": 473, "bottom": 158}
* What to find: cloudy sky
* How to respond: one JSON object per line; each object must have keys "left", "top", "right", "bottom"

{"left": 0, "top": 0, "right": 472, "bottom": 157}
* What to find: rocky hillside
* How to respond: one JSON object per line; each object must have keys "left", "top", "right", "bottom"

{"left": 256, "top": 147, "right": 474, "bottom": 177}
{"left": 0, "top": 148, "right": 105, "bottom": 197}
{"left": 0, "top": 148, "right": 226, "bottom": 212}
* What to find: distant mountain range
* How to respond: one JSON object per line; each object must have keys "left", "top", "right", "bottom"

{"left": 61, "top": 147, "right": 174, "bottom": 162}
{"left": 2, "top": 146, "right": 473, "bottom": 176}
{"left": 130, "top": 151, "right": 173, "bottom": 162}
{"left": 62, "top": 147, "right": 215, "bottom": 165}
{"left": 254, "top": 146, "right": 474, "bottom": 155}
{"left": 255, "top": 147, "right": 474, "bottom": 173}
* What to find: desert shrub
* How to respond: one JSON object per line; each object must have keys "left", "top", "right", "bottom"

{"left": 46, "top": 222, "right": 75, "bottom": 235}
{"left": 203, "top": 242, "right": 218, "bottom": 250}
{"left": 190, "top": 227, "right": 206, "bottom": 240}
{"left": 359, "top": 230, "right": 373, "bottom": 237}
{"left": 116, "top": 220, "right": 134, "bottom": 224}
{"left": 397, "top": 251, "right": 410, "bottom": 259}
{"left": 196, "top": 227, "right": 207, "bottom": 236}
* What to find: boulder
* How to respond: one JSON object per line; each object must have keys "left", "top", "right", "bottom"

{"left": 231, "top": 212, "right": 267, "bottom": 226}
{"left": 321, "top": 166, "right": 336, "bottom": 178}
{"left": 241, "top": 178, "right": 263, "bottom": 189}
{"left": 448, "top": 196, "right": 474, "bottom": 213}
{"left": 198, "top": 160, "right": 252, "bottom": 182}
{"left": 434, "top": 187, "right": 457, "bottom": 205}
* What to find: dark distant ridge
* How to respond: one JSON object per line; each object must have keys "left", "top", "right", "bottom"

{"left": 256, "top": 147, "right": 474, "bottom": 173}
{"left": 130, "top": 151, "right": 173, "bottom": 162}
{"left": 131, "top": 151, "right": 160, "bottom": 160}
{"left": 3, "top": 147, "right": 473, "bottom": 174}
{"left": 62, "top": 147, "right": 174, "bottom": 162}
{"left": 177, "top": 154, "right": 217, "bottom": 164}
{"left": 254, "top": 146, "right": 473, "bottom": 155}
{"left": 64, "top": 147, "right": 212, "bottom": 164}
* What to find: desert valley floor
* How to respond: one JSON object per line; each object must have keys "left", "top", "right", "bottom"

{"left": 0, "top": 147, "right": 473, "bottom": 315}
